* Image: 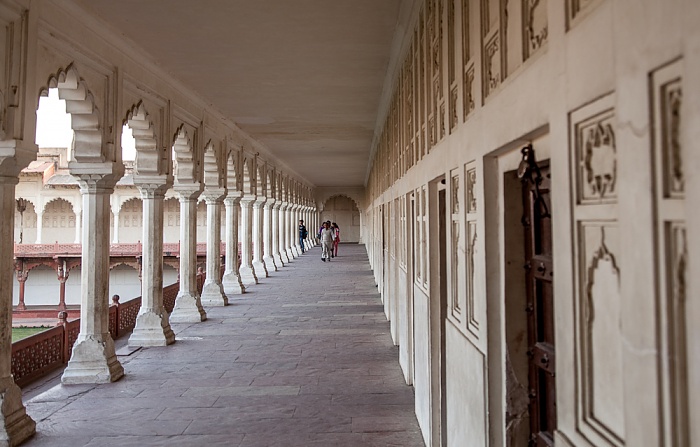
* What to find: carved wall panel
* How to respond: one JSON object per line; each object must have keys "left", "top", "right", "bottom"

{"left": 481, "top": 0, "right": 504, "bottom": 100}
{"left": 569, "top": 93, "right": 625, "bottom": 446}
{"left": 449, "top": 168, "right": 462, "bottom": 321}
{"left": 651, "top": 59, "right": 688, "bottom": 447}
{"left": 465, "top": 163, "right": 479, "bottom": 337}
{"left": 567, "top": 0, "right": 603, "bottom": 29}
{"left": 523, "top": 0, "right": 548, "bottom": 60}
{"left": 579, "top": 223, "right": 625, "bottom": 444}
{"left": 574, "top": 108, "right": 616, "bottom": 204}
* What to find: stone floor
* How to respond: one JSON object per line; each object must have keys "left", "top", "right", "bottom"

{"left": 22, "top": 244, "right": 425, "bottom": 447}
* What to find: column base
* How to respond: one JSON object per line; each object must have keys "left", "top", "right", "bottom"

{"left": 61, "top": 335, "right": 124, "bottom": 384}
{"left": 239, "top": 265, "right": 258, "bottom": 285}
{"left": 0, "top": 377, "right": 36, "bottom": 446}
{"left": 200, "top": 281, "right": 229, "bottom": 306}
{"left": 280, "top": 250, "right": 290, "bottom": 264}
{"left": 222, "top": 271, "right": 245, "bottom": 295}
{"left": 263, "top": 255, "right": 277, "bottom": 272}
{"left": 253, "top": 260, "right": 268, "bottom": 279}
{"left": 170, "top": 291, "right": 207, "bottom": 323}
{"left": 273, "top": 253, "right": 285, "bottom": 268}
{"left": 129, "top": 308, "right": 176, "bottom": 347}
{"left": 286, "top": 248, "right": 296, "bottom": 260}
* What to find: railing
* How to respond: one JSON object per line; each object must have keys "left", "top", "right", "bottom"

{"left": 10, "top": 272, "right": 207, "bottom": 388}
{"left": 14, "top": 242, "right": 228, "bottom": 258}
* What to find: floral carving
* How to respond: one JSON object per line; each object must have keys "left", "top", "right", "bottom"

{"left": 663, "top": 82, "right": 683, "bottom": 195}
{"left": 581, "top": 119, "right": 616, "bottom": 201}
{"left": 467, "top": 167, "right": 477, "bottom": 213}
{"left": 525, "top": 0, "right": 548, "bottom": 57}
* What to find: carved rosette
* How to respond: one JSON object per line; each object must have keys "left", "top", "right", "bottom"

{"left": 575, "top": 109, "right": 617, "bottom": 204}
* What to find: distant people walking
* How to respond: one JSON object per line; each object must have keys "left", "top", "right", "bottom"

{"left": 319, "top": 221, "right": 335, "bottom": 262}
{"left": 298, "top": 220, "right": 308, "bottom": 253}
{"left": 331, "top": 222, "right": 340, "bottom": 258}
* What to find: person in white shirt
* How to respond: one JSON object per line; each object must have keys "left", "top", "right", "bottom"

{"left": 319, "top": 221, "right": 336, "bottom": 262}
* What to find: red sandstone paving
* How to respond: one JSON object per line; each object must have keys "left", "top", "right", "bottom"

{"left": 22, "top": 244, "right": 424, "bottom": 446}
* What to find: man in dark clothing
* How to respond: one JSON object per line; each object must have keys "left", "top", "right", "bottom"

{"left": 298, "top": 220, "right": 308, "bottom": 253}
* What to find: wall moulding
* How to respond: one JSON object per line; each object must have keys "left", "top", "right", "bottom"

{"left": 569, "top": 92, "right": 625, "bottom": 446}
{"left": 651, "top": 57, "right": 688, "bottom": 447}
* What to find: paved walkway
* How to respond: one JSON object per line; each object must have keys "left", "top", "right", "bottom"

{"left": 23, "top": 244, "right": 425, "bottom": 447}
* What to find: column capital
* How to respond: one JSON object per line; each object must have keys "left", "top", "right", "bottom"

{"left": 137, "top": 182, "right": 170, "bottom": 199}
{"left": 224, "top": 194, "right": 242, "bottom": 206}
{"left": 175, "top": 185, "right": 203, "bottom": 201}
{"left": 253, "top": 196, "right": 266, "bottom": 209}
{"left": 69, "top": 161, "right": 124, "bottom": 192}
{"left": 240, "top": 194, "right": 256, "bottom": 206}
{"left": 263, "top": 198, "right": 276, "bottom": 209}
{"left": 201, "top": 187, "right": 227, "bottom": 203}
{"left": 272, "top": 201, "right": 283, "bottom": 210}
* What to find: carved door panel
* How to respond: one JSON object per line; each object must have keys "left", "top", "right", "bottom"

{"left": 522, "top": 162, "right": 556, "bottom": 446}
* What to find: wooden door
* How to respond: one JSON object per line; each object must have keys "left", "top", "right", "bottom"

{"left": 522, "top": 162, "right": 556, "bottom": 446}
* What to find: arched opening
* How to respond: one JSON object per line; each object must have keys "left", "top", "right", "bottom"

{"left": 163, "top": 197, "right": 181, "bottom": 244}
{"left": 321, "top": 195, "right": 361, "bottom": 243}
{"left": 196, "top": 199, "right": 207, "bottom": 243}
{"left": 42, "top": 198, "right": 78, "bottom": 244}
{"left": 35, "top": 88, "right": 74, "bottom": 156}
{"left": 14, "top": 199, "right": 38, "bottom": 244}
{"left": 109, "top": 263, "right": 141, "bottom": 301}
{"left": 121, "top": 124, "right": 136, "bottom": 162}
{"left": 116, "top": 198, "right": 143, "bottom": 243}
{"left": 163, "top": 263, "right": 178, "bottom": 287}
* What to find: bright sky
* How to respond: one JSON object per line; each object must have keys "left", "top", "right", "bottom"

{"left": 35, "top": 88, "right": 136, "bottom": 161}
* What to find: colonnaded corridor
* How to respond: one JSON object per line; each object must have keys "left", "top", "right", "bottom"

{"left": 21, "top": 244, "right": 424, "bottom": 447}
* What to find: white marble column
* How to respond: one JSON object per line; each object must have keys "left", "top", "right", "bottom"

{"left": 200, "top": 189, "right": 228, "bottom": 306}
{"left": 35, "top": 208, "right": 43, "bottom": 244}
{"left": 112, "top": 211, "right": 119, "bottom": 243}
{"left": 278, "top": 202, "right": 290, "bottom": 264}
{"left": 290, "top": 205, "right": 300, "bottom": 258}
{"left": 74, "top": 209, "right": 82, "bottom": 243}
{"left": 62, "top": 174, "right": 124, "bottom": 384}
{"left": 0, "top": 175, "right": 36, "bottom": 444}
{"left": 271, "top": 201, "right": 284, "bottom": 267}
{"left": 252, "top": 198, "right": 268, "bottom": 278}
{"left": 170, "top": 188, "right": 207, "bottom": 322}
{"left": 222, "top": 194, "right": 245, "bottom": 295}
{"left": 262, "top": 198, "right": 277, "bottom": 272}
{"left": 239, "top": 196, "right": 258, "bottom": 285}
{"left": 129, "top": 183, "right": 175, "bottom": 347}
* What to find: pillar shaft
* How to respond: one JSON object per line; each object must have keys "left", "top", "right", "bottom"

{"left": 289, "top": 206, "right": 298, "bottom": 258}
{"left": 0, "top": 176, "right": 35, "bottom": 444}
{"left": 222, "top": 195, "right": 245, "bottom": 295}
{"left": 263, "top": 200, "right": 277, "bottom": 271}
{"left": 74, "top": 210, "right": 82, "bottom": 243}
{"left": 278, "top": 204, "right": 289, "bottom": 264}
{"left": 35, "top": 210, "right": 42, "bottom": 244}
{"left": 239, "top": 197, "right": 258, "bottom": 285}
{"left": 272, "top": 203, "right": 284, "bottom": 267}
{"left": 170, "top": 190, "right": 207, "bottom": 322}
{"left": 252, "top": 200, "right": 268, "bottom": 278}
{"left": 129, "top": 184, "right": 175, "bottom": 347}
{"left": 200, "top": 191, "right": 228, "bottom": 306}
{"left": 62, "top": 178, "right": 124, "bottom": 384}
{"left": 284, "top": 205, "right": 294, "bottom": 260}
{"left": 112, "top": 211, "right": 119, "bottom": 243}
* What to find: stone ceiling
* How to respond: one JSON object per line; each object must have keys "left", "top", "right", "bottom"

{"left": 72, "top": 0, "right": 405, "bottom": 187}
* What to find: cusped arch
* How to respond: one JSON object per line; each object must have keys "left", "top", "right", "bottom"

{"left": 203, "top": 140, "right": 225, "bottom": 188}
{"left": 109, "top": 261, "right": 140, "bottom": 272}
{"left": 320, "top": 194, "right": 361, "bottom": 212}
{"left": 118, "top": 196, "right": 143, "bottom": 214}
{"left": 242, "top": 157, "right": 254, "bottom": 195}
{"left": 124, "top": 101, "right": 161, "bottom": 176}
{"left": 42, "top": 196, "right": 76, "bottom": 215}
{"left": 172, "top": 125, "right": 197, "bottom": 184}
{"left": 226, "top": 149, "right": 241, "bottom": 192}
{"left": 41, "top": 64, "right": 103, "bottom": 163}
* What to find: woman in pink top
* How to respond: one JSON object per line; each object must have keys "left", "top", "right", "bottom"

{"left": 331, "top": 222, "right": 340, "bottom": 258}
